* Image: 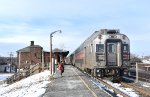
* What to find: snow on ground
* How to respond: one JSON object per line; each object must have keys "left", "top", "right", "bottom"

{"left": 140, "top": 81, "right": 150, "bottom": 88}
{"left": 105, "top": 80, "right": 139, "bottom": 97}
{"left": 142, "top": 60, "right": 150, "bottom": 64}
{"left": 0, "top": 70, "right": 51, "bottom": 97}
{"left": 91, "top": 79, "right": 139, "bottom": 97}
{"left": 0, "top": 73, "right": 14, "bottom": 81}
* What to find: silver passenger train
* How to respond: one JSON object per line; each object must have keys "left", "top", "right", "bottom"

{"left": 69, "top": 29, "right": 130, "bottom": 79}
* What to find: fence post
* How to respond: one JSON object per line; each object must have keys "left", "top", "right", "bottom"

{"left": 136, "top": 62, "right": 138, "bottom": 82}
{"left": 42, "top": 50, "right": 44, "bottom": 71}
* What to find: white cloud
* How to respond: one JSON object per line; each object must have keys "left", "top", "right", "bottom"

{"left": 0, "top": 0, "right": 141, "bottom": 19}
{"left": 0, "top": 0, "right": 150, "bottom": 56}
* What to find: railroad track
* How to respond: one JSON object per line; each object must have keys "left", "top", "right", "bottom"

{"left": 87, "top": 73, "right": 150, "bottom": 97}
{"left": 121, "top": 77, "right": 150, "bottom": 97}
{"left": 75, "top": 67, "right": 128, "bottom": 96}
{"left": 85, "top": 73, "right": 129, "bottom": 97}
{"left": 77, "top": 67, "right": 150, "bottom": 97}
{"left": 95, "top": 78, "right": 129, "bottom": 97}
{"left": 122, "top": 76, "right": 150, "bottom": 97}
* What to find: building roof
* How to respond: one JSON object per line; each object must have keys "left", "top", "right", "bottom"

{"left": 53, "top": 48, "right": 67, "bottom": 52}
{"left": 17, "top": 45, "right": 42, "bottom": 53}
{"left": 17, "top": 41, "right": 43, "bottom": 53}
{"left": 53, "top": 48, "right": 69, "bottom": 57}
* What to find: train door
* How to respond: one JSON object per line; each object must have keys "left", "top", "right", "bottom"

{"left": 107, "top": 42, "right": 121, "bottom": 66}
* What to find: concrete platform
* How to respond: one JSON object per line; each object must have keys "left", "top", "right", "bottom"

{"left": 43, "top": 65, "right": 111, "bottom": 97}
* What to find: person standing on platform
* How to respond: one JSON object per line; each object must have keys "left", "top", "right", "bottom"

{"left": 57, "top": 61, "right": 64, "bottom": 77}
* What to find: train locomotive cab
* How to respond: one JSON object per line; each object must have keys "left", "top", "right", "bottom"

{"left": 94, "top": 29, "right": 130, "bottom": 80}
{"left": 71, "top": 29, "right": 130, "bottom": 81}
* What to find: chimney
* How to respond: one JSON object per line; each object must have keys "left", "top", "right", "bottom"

{"left": 30, "top": 41, "right": 34, "bottom": 46}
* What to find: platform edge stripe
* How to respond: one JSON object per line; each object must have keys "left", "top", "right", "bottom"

{"left": 72, "top": 68, "right": 98, "bottom": 97}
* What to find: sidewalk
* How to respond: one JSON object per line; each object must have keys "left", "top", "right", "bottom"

{"left": 43, "top": 65, "right": 110, "bottom": 97}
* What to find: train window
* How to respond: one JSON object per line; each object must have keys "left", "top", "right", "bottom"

{"left": 107, "top": 30, "right": 119, "bottom": 34}
{"left": 108, "top": 44, "right": 115, "bottom": 53}
{"left": 96, "top": 44, "right": 104, "bottom": 52}
{"left": 123, "top": 44, "right": 129, "bottom": 52}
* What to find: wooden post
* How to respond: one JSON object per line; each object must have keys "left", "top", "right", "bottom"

{"left": 42, "top": 50, "right": 44, "bottom": 71}
{"left": 18, "top": 52, "right": 21, "bottom": 74}
{"left": 50, "top": 34, "right": 52, "bottom": 75}
{"left": 136, "top": 62, "right": 138, "bottom": 82}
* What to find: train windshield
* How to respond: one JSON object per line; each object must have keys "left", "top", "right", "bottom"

{"left": 123, "top": 44, "right": 129, "bottom": 52}
{"left": 108, "top": 44, "right": 115, "bottom": 53}
{"left": 96, "top": 44, "right": 104, "bottom": 52}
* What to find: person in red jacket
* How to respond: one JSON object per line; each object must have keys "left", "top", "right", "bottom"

{"left": 57, "top": 61, "right": 64, "bottom": 77}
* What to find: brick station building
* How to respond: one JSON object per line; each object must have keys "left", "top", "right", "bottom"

{"left": 16, "top": 41, "right": 69, "bottom": 69}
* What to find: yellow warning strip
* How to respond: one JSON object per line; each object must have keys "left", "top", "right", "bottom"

{"left": 72, "top": 68, "right": 98, "bottom": 97}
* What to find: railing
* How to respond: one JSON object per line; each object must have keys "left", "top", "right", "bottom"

{"left": 128, "top": 62, "right": 150, "bottom": 83}
{"left": 6, "top": 72, "right": 26, "bottom": 84}
{"left": 30, "top": 64, "right": 42, "bottom": 75}
{"left": 5, "top": 63, "right": 46, "bottom": 84}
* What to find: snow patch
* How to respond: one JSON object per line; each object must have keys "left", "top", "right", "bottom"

{"left": 105, "top": 80, "right": 139, "bottom": 97}
{"left": 140, "top": 82, "right": 150, "bottom": 88}
{"left": 0, "top": 73, "right": 14, "bottom": 81}
{"left": 0, "top": 70, "right": 51, "bottom": 97}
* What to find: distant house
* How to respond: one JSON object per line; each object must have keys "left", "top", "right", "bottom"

{"left": 43, "top": 51, "right": 50, "bottom": 65}
{"left": 53, "top": 48, "right": 69, "bottom": 63}
{"left": 43, "top": 49, "right": 69, "bottom": 65}
{"left": 0, "top": 57, "right": 17, "bottom": 73}
{"left": 0, "top": 64, "right": 16, "bottom": 73}
{"left": 0, "top": 64, "right": 8, "bottom": 72}
{"left": 16, "top": 41, "right": 43, "bottom": 69}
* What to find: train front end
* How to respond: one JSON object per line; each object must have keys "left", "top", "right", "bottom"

{"left": 94, "top": 29, "right": 130, "bottom": 80}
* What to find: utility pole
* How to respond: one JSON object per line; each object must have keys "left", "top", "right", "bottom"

{"left": 42, "top": 50, "right": 44, "bottom": 71}
{"left": 50, "top": 30, "right": 62, "bottom": 76}
{"left": 9, "top": 52, "right": 13, "bottom": 72}
{"left": 18, "top": 52, "right": 21, "bottom": 74}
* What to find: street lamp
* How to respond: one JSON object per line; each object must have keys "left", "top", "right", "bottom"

{"left": 50, "top": 30, "right": 62, "bottom": 76}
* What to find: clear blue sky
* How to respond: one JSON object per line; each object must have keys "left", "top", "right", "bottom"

{"left": 0, "top": 0, "right": 150, "bottom": 57}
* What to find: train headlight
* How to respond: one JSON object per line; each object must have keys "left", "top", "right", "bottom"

{"left": 109, "top": 35, "right": 117, "bottom": 38}
{"left": 97, "top": 70, "right": 100, "bottom": 72}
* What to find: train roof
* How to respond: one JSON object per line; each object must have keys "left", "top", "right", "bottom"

{"left": 73, "top": 29, "right": 129, "bottom": 53}
{"left": 99, "top": 29, "right": 120, "bottom": 34}
{"left": 84, "top": 29, "right": 121, "bottom": 43}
